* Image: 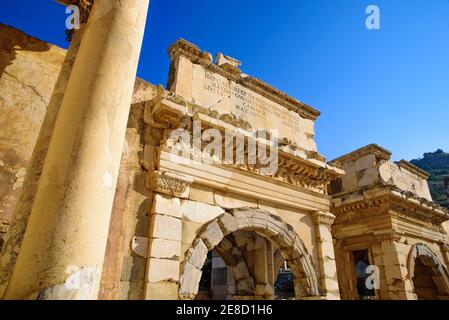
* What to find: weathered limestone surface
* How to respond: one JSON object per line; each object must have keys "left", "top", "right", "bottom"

{"left": 0, "top": 24, "right": 66, "bottom": 241}
{"left": 4, "top": 0, "right": 150, "bottom": 300}
{"left": 0, "top": 24, "right": 159, "bottom": 299}
{"left": 167, "top": 39, "right": 322, "bottom": 154}
{"left": 312, "top": 211, "right": 340, "bottom": 300}
{"left": 331, "top": 144, "right": 432, "bottom": 201}
{"left": 0, "top": 24, "right": 371, "bottom": 301}
{"left": 330, "top": 145, "right": 449, "bottom": 300}
{"left": 0, "top": 21, "right": 158, "bottom": 301}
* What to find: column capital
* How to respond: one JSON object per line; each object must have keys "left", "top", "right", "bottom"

{"left": 373, "top": 230, "right": 403, "bottom": 242}
{"left": 147, "top": 170, "right": 194, "bottom": 198}
{"left": 64, "top": 0, "right": 94, "bottom": 41}
{"left": 312, "top": 211, "right": 336, "bottom": 227}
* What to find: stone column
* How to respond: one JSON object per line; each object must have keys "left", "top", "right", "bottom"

{"left": 374, "top": 232, "right": 416, "bottom": 300}
{"left": 253, "top": 236, "right": 275, "bottom": 299}
{"left": 0, "top": 24, "right": 86, "bottom": 298}
{"left": 312, "top": 211, "right": 341, "bottom": 300}
{"left": 4, "top": 0, "right": 149, "bottom": 299}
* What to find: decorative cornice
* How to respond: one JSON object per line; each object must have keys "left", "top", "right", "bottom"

{"left": 329, "top": 144, "right": 392, "bottom": 166}
{"left": 167, "top": 39, "right": 321, "bottom": 121}
{"left": 146, "top": 92, "right": 343, "bottom": 195}
{"left": 147, "top": 170, "right": 194, "bottom": 198}
{"left": 332, "top": 186, "right": 449, "bottom": 233}
{"left": 313, "top": 211, "right": 336, "bottom": 226}
{"left": 389, "top": 185, "right": 448, "bottom": 215}
{"left": 373, "top": 231, "right": 403, "bottom": 242}
{"left": 397, "top": 160, "right": 430, "bottom": 180}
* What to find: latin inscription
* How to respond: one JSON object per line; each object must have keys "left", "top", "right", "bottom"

{"left": 203, "top": 70, "right": 302, "bottom": 134}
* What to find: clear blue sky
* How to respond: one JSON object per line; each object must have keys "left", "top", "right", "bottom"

{"left": 1, "top": 0, "right": 448, "bottom": 161}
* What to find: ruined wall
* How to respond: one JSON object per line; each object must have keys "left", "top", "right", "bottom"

{"left": 99, "top": 81, "right": 160, "bottom": 300}
{"left": 333, "top": 146, "right": 432, "bottom": 201}
{"left": 0, "top": 24, "right": 66, "bottom": 244}
{"left": 379, "top": 161, "right": 432, "bottom": 201}
{"left": 331, "top": 145, "right": 449, "bottom": 300}
{"left": 141, "top": 39, "right": 342, "bottom": 300}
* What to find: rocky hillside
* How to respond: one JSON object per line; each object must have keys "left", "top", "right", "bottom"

{"left": 410, "top": 150, "right": 449, "bottom": 209}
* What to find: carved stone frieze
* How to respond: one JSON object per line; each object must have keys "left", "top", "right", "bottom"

{"left": 145, "top": 93, "right": 343, "bottom": 195}
{"left": 313, "top": 211, "right": 336, "bottom": 227}
{"left": 332, "top": 188, "right": 448, "bottom": 234}
{"left": 147, "top": 170, "right": 194, "bottom": 198}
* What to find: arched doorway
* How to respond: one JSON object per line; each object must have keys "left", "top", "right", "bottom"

{"left": 408, "top": 244, "right": 449, "bottom": 300}
{"left": 179, "top": 208, "right": 321, "bottom": 300}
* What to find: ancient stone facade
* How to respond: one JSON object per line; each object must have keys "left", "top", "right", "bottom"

{"left": 137, "top": 38, "right": 343, "bottom": 300}
{"left": 1, "top": 2, "right": 449, "bottom": 300}
{"left": 0, "top": 24, "right": 66, "bottom": 247}
{"left": 329, "top": 145, "right": 449, "bottom": 300}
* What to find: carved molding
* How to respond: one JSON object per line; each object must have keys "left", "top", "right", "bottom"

{"left": 333, "top": 189, "right": 448, "bottom": 234}
{"left": 167, "top": 39, "right": 320, "bottom": 121}
{"left": 313, "top": 211, "right": 336, "bottom": 227}
{"left": 373, "top": 231, "right": 402, "bottom": 242}
{"left": 329, "top": 144, "right": 392, "bottom": 167}
{"left": 147, "top": 170, "right": 194, "bottom": 198}
{"left": 397, "top": 160, "right": 430, "bottom": 180}
{"left": 333, "top": 197, "right": 389, "bottom": 224}
{"left": 148, "top": 94, "right": 343, "bottom": 195}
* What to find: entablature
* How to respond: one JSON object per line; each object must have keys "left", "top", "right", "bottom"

{"left": 331, "top": 185, "right": 449, "bottom": 235}
{"left": 167, "top": 39, "right": 320, "bottom": 121}
{"left": 143, "top": 92, "right": 343, "bottom": 196}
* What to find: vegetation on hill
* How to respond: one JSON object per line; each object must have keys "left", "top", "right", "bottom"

{"left": 410, "top": 149, "right": 449, "bottom": 209}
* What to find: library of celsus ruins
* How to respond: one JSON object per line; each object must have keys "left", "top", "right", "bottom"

{"left": 0, "top": 0, "right": 448, "bottom": 300}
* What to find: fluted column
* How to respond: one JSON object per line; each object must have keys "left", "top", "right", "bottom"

{"left": 5, "top": 0, "right": 149, "bottom": 299}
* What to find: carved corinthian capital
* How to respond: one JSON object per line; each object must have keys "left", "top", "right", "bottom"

{"left": 148, "top": 170, "right": 194, "bottom": 198}
{"left": 312, "top": 211, "right": 336, "bottom": 227}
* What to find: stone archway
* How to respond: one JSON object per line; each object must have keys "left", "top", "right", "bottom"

{"left": 178, "top": 208, "right": 320, "bottom": 299}
{"left": 407, "top": 244, "right": 449, "bottom": 299}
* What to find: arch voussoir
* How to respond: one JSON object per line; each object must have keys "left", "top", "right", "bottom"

{"left": 200, "top": 221, "right": 225, "bottom": 250}
{"left": 179, "top": 208, "right": 321, "bottom": 299}
{"left": 408, "top": 243, "right": 449, "bottom": 298}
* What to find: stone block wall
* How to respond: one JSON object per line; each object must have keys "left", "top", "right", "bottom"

{"left": 143, "top": 184, "right": 324, "bottom": 299}
{"left": 331, "top": 144, "right": 432, "bottom": 201}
